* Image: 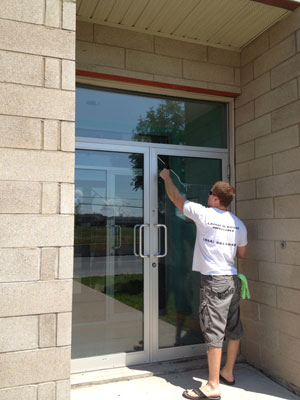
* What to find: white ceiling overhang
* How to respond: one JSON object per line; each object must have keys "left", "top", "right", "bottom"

{"left": 76, "top": 0, "right": 299, "bottom": 51}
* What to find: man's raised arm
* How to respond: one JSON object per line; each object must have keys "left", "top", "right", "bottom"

{"left": 159, "top": 168, "right": 187, "bottom": 213}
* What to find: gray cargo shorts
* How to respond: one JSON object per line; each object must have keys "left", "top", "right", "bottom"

{"left": 199, "top": 274, "right": 243, "bottom": 348}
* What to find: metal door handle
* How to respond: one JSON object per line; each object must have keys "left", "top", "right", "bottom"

{"left": 113, "top": 225, "right": 122, "bottom": 249}
{"left": 154, "top": 224, "right": 167, "bottom": 258}
{"left": 133, "top": 224, "right": 140, "bottom": 256}
{"left": 139, "top": 224, "right": 149, "bottom": 258}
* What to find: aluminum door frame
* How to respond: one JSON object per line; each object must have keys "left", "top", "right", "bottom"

{"left": 149, "top": 147, "right": 228, "bottom": 363}
{"left": 71, "top": 141, "right": 151, "bottom": 373}
{"left": 71, "top": 141, "right": 228, "bottom": 372}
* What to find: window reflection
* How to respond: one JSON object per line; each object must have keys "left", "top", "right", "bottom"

{"left": 76, "top": 86, "right": 227, "bottom": 148}
{"left": 158, "top": 156, "right": 222, "bottom": 349}
{"left": 72, "top": 150, "right": 144, "bottom": 359}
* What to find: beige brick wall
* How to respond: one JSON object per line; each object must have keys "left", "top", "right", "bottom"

{"left": 76, "top": 21, "right": 241, "bottom": 94}
{"left": 236, "top": 7, "right": 300, "bottom": 392}
{"left": 0, "top": 1, "right": 75, "bottom": 398}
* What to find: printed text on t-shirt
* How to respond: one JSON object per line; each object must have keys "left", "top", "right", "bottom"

{"left": 203, "top": 238, "right": 237, "bottom": 247}
{"left": 207, "top": 222, "right": 239, "bottom": 233}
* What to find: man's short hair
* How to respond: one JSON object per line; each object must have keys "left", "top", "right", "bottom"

{"left": 212, "top": 181, "right": 235, "bottom": 208}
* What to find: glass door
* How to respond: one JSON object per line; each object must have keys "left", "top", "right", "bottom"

{"left": 73, "top": 83, "right": 230, "bottom": 371}
{"left": 72, "top": 144, "right": 150, "bottom": 372}
{"left": 150, "top": 148, "right": 227, "bottom": 362}
{"left": 71, "top": 143, "right": 227, "bottom": 371}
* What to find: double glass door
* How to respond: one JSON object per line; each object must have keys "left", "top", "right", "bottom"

{"left": 72, "top": 142, "right": 227, "bottom": 372}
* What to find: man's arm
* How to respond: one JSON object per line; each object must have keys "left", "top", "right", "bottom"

{"left": 159, "top": 168, "right": 187, "bottom": 213}
{"left": 236, "top": 245, "right": 247, "bottom": 258}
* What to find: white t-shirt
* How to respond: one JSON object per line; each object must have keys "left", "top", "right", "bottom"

{"left": 183, "top": 201, "right": 247, "bottom": 275}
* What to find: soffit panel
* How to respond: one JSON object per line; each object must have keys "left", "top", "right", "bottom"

{"left": 77, "top": 0, "right": 291, "bottom": 51}
{"left": 77, "top": 0, "right": 98, "bottom": 17}
{"left": 149, "top": 0, "right": 199, "bottom": 32}
{"left": 134, "top": 0, "right": 170, "bottom": 28}
{"left": 108, "top": 0, "right": 134, "bottom": 23}
{"left": 92, "top": 0, "right": 119, "bottom": 21}
{"left": 76, "top": 0, "right": 82, "bottom": 13}
{"left": 120, "top": 0, "right": 150, "bottom": 26}
{"left": 209, "top": 1, "right": 288, "bottom": 47}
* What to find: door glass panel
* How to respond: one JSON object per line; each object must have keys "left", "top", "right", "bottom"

{"left": 72, "top": 150, "right": 144, "bottom": 359}
{"left": 76, "top": 85, "right": 227, "bottom": 148}
{"left": 157, "top": 155, "right": 222, "bottom": 349}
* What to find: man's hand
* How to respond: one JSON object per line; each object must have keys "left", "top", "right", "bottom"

{"left": 160, "top": 168, "right": 170, "bottom": 181}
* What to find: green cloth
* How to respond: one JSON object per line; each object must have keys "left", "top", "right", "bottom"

{"left": 237, "top": 274, "right": 251, "bottom": 300}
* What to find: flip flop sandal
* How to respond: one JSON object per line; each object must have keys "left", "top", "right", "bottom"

{"left": 182, "top": 388, "right": 221, "bottom": 399}
{"left": 220, "top": 374, "right": 235, "bottom": 386}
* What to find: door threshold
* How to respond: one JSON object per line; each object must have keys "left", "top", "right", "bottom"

{"left": 71, "top": 364, "right": 153, "bottom": 388}
{"left": 71, "top": 355, "right": 245, "bottom": 389}
{"left": 71, "top": 357, "right": 206, "bottom": 388}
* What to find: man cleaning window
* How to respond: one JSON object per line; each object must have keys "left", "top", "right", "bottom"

{"left": 160, "top": 168, "right": 248, "bottom": 400}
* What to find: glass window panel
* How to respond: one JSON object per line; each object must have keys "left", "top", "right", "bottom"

{"left": 157, "top": 155, "right": 222, "bottom": 349}
{"left": 76, "top": 86, "right": 227, "bottom": 148}
{"left": 72, "top": 150, "right": 145, "bottom": 359}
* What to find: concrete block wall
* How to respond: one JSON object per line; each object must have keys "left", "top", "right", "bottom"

{"left": 76, "top": 22, "right": 241, "bottom": 94}
{"left": 236, "top": 8, "right": 300, "bottom": 393}
{"left": 0, "top": 0, "right": 76, "bottom": 398}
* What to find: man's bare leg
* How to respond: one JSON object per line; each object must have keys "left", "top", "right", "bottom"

{"left": 185, "top": 346, "right": 222, "bottom": 398}
{"left": 220, "top": 339, "right": 240, "bottom": 383}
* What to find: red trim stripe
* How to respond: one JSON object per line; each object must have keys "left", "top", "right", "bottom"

{"left": 76, "top": 69, "right": 240, "bottom": 99}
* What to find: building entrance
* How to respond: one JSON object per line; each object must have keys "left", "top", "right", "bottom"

{"left": 71, "top": 83, "right": 230, "bottom": 372}
{"left": 71, "top": 142, "right": 227, "bottom": 372}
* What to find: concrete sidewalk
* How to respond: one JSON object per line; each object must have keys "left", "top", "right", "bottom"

{"left": 71, "top": 361, "right": 299, "bottom": 400}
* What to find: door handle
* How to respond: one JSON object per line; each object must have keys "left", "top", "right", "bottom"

{"left": 154, "top": 224, "right": 167, "bottom": 258}
{"left": 113, "top": 225, "right": 122, "bottom": 249}
{"left": 139, "top": 224, "right": 149, "bottom": 258}
{"left": 133, "top": 224, "right": 140, "bottom": 256}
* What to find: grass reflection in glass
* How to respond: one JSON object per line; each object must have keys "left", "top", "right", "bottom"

{"left": 76, "top": 274, "right": 180, "bottom": 327}
{"left": 76, "top": 274, "right": 144, "bottom": 312}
